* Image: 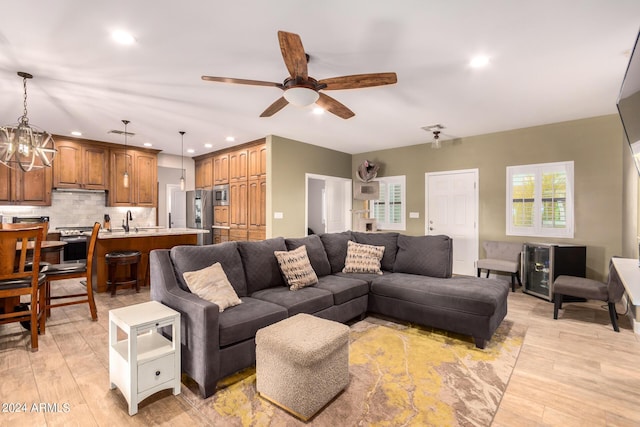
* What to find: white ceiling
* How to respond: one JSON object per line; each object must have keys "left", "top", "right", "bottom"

{"left": 1, "top": 1, "right": 639, "bottom": 157}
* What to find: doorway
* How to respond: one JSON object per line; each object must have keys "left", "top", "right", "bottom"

{"left": 425, "top": 169, "right": 478, "bottom": 276}
{"left": 305, "top": 174, "right": 352, "bottom": 235}
{"left": 167, "top": 184, "right": 186, "bottom": 228}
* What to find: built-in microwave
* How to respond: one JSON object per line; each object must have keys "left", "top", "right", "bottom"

{"left": 213, "top": 184, "right": 229, "bottom": 206}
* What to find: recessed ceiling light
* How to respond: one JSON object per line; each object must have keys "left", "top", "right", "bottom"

{"left": 470, "top": 55, "right": 490, "bottom": 68}
{"left": 187, "top": 149, "right": 195, "bottom": 154}
{"left": 143, "top": 142, "right": 152, "bottom": 147}
{"left": 71, "top": 131, "right": 82, "bottom": 136}
{"left": 204, "top": 143, "right": 213, "bottom": 148}
{"left": 313, "top": 107, "right": 324, "bottom": 115}
{"left": 225, "top": 136, "right": 235, "bottom": 142}
{"left": 111, "top": 30, "right": 136, "bottom": 45}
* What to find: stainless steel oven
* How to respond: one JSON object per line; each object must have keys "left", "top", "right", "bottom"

{"left": 57, "top": 227, "right": 93, "bottom": 263}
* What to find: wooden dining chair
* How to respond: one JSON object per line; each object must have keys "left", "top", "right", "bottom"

{"left": 41, "top": 222, "right": 100, "bottom": 321}
{"left": 0, "top": 227, "right": 46, "bottom": 351}
{"left": 1, "top": 222, "right": 51, "bottom": 271}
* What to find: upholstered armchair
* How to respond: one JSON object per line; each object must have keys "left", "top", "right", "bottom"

{"left": 553, "top": 260, "right": 626, "bottom": 332}
{"left": 476, "top": 241, "right": 523, "bottom": 292}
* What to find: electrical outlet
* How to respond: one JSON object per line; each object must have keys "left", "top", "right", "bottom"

{"left": 409, "top": 212, "right": 420, "bottom": 219}
{"left": 274, "top": 212, "right": 284, "bottom": 219}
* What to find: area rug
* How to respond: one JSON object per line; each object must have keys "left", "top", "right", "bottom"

{"left": 182, "top": 317, "right": 525, "bottom": 426}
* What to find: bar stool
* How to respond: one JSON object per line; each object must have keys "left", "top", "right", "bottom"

{"left": 105, "top": 251, "right": 141, "bottom": 297}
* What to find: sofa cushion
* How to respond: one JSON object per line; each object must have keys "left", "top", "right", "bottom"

{"left": 352, "top": 232, "right": 399, "bottom": 272}
{"left": 319, "top": 231, "right": 354, "bottom": 274}
{"left": 274, "top": 245, "right": 319, "bottom": 290}
{"left": 342, "top": 240, "right": 384, "bottom": 275}
{"left": 370, "top": 273, "right": 508, "bottom": 316}
{"left": 237, "top": 237, "right": 287, "bottom": 295}
{"left": 182, "top": 262, "right": 242, "bottom": 312}
{"left": 393, "top": 235, "right": 453, "bottom": 278}
{"left": 218, "top": 297, "right": 288, "bottom": 347}
{"left": 170, "top": 241, "right": 248, "bottom": 297}
{"left": 335, "top": 271, "right": 388, "bottom": 284}
{"left": 251, "top": 286, "right": 334, "bottom": 316}
{"left": 285, "top": 235, "right": 332, "bottom": 277}
{"left": 315, "top": 275, "right": 370, "bottom": 305}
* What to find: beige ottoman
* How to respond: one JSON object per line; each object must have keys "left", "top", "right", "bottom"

{"left": 255, "top": 313, "right": 350, "bottom": 421}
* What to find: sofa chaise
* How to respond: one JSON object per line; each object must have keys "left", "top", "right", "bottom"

{"left": 150, "top": 231, "right": 509, "bottom": 398}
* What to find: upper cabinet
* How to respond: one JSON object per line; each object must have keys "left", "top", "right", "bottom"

{"left": 0, "top": 164, "right": 52, "bottom": 206}
{"left": 108, "top": 148, "right": 157, "bottom": 207}
{"left": 53, "top": 139, "right": 108, "bottom": 190}
{"left": 248, "top": 143, "right": 267, "bottom": 179}
{"left": 229, "top": 149, "right": 248, "bottom": 182}
{"left": 213, "top": 153, "right": 229, "bottom": 185}
{"left": 194, "top": 156, "right": 213, "bottom": 189}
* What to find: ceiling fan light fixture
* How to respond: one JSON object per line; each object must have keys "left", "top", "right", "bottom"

{"left": 283, "top": 87, "right": 319, "bottom": 107}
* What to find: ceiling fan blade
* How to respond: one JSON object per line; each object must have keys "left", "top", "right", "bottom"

{"left": 278, "top": 31, "right": 308, "bottom": 80}
{"left": 316, "top": 93, "right": 355, "bottom": 119}
{"left": 202, "top": 75, "right": 283, "bottom": 88}
{"left": 319, "top": 72, "right": 397, "bottom": 90}
{"left": 260, "top": 96, "right": 289, "bottom": 117}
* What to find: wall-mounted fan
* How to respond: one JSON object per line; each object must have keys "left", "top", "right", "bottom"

{"left": 202, "top": 31, "right": 397, "bottom": 119}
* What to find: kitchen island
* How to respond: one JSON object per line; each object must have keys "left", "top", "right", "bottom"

{"left": 93, "top": 228, "right": 208, "bottom": 293}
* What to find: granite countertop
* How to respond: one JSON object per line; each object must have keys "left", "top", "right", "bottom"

{"left": 96, "top": 227, "right": 209, "bottom": 239}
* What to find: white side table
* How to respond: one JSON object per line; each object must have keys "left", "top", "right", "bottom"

{"left": 109, "top": 301, "right": 181, "bottom": 415}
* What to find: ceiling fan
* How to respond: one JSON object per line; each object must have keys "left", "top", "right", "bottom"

{"left": 202, "top": 31, "right": 398, "bottom": 119}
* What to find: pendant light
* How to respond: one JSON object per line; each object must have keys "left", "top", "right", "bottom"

{"left": 122, "top": 120, "right": 130, "bottom": 188}
{"left": 0, "top": 72, "right": 57, "bottom": 171}
{"left": 179, "top": 131, "right": 185, "bottom": 191}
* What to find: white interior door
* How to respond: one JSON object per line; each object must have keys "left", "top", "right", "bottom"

{"left": 306, "top": 174, "right": 352, "bottom": 235}
{"left": 426, "top": 169, "right": 478, "bottom": 276}
{"left": 168, "top": 184, "right": 186, "bottom": 228}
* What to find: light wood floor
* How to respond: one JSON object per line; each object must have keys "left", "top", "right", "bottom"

{"left": 1, "top": 279, "right": 639, "bottom": 426}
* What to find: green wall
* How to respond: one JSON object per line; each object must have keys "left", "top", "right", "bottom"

{"left": 353, "top": 115, "right": 623, "bottom": 281}
{"left": 267, "top": 135, "right": 352, "bottom": 238}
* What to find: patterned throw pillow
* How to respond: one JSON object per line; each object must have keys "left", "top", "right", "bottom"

{"left": 183, "top": 262, "right": 242, "bottom": 312}
{"left": 342, "top": 240, "right": 385, "bottom": 275}
{"left": 274, "top": 245, "right": 319, "bottom": 290}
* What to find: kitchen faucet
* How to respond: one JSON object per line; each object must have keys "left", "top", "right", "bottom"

{"left": 123, "top": 210, "right": 133, "bottom": 232}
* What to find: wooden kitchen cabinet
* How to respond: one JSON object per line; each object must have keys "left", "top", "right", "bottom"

{"left": 248, "top": 143, "right": 267, "bottom": 179}
{"left": 229, "top": 149, "right": 248, "bottom": 182}
{"left": 213, "top": 228, "right": 230, "bottom": 244}
{"left": 248, "top": 176, "right": 266, "bottom": 241}
{"left": 229, "top": 180, "right": 248, "bottom": 229}
{"left": 53, "top": 139, "right": 108, "bottom": 190}
{"left": 0, "top": 163, "right": 52, "bottom": 206}
{"left": 194, "top": 156, "right": 213, "bottom": 189}
{"left": 108, "top": 148, "right": 157, "bottom": 207}
{"left": 214, "top": 206, "right": 229, "bottom": 226}
{"left": 213, "top": 154, "right": 229, "bottom": 185}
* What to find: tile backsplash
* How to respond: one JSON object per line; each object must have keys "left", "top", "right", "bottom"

{"left": 0, "top": 190, "right": 156, "bottom": 230}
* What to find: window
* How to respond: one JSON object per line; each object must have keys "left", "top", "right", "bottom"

{"left": 369, "top": 175, "right": 406, "bottom": 230}
{"left": 506, "top": 161, "right": 574, "bottom": 238}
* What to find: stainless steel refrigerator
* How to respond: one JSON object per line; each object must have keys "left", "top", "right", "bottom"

{"left": 186, "top": 189, "right": 213, "bottom": 245}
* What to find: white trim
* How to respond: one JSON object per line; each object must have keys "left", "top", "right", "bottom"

{"left": 425, "top": 168, "right": 479, "bottom": 276}
{"left": 369, "top": 175, "right": 406, "bottom": 231}
{"left": 305, "top": 173, "right": 352, "bottom": 235}
{"left": 506, "top": 160, "right": 574, "bottom": 238}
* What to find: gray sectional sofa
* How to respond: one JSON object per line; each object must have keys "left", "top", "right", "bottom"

{"left": 150, "top": 231, "right": 509, "bottom": 398}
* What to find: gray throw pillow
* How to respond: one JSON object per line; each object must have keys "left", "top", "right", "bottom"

{"left": 393, "top": 235, "right": 453, "bottom": 278}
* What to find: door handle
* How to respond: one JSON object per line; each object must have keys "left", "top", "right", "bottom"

{"left": 429, "top": 227, "right": 434, "bottom": 231}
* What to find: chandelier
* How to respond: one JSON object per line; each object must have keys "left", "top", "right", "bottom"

{"left": 0, "top": 72, "right": 56, "bottom": 171}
